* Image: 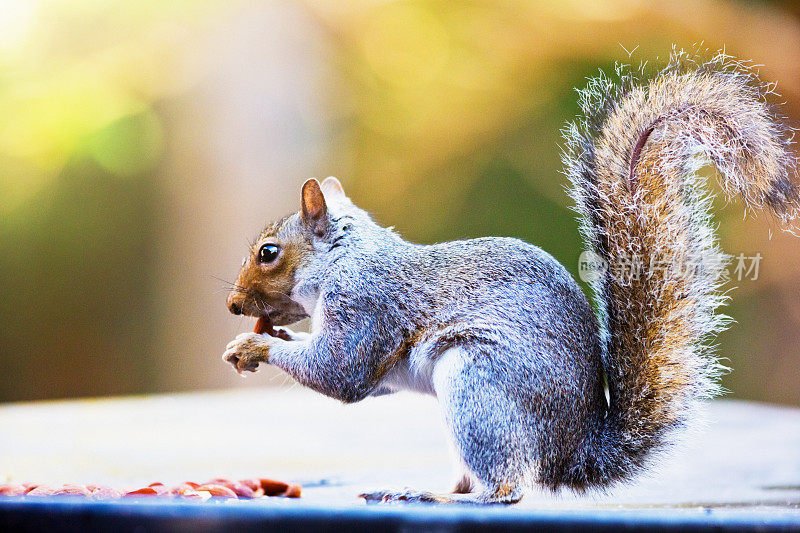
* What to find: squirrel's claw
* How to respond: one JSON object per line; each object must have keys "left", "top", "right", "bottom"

{"left": 222, "top": 333, "right": 271, "bottom": 374}
{"left": 222, "top": 351, "right": 257, "bottom": 375}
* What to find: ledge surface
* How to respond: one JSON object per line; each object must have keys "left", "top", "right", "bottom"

{"left": 0, "top": 389, "right": 798, "bottom": 530}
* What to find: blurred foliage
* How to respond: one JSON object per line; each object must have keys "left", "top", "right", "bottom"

{"left": 0, "top": 0, "right": 222, "bottom": 399}
{"left": 1, "top": 0, "right": 799, "bottom": 404}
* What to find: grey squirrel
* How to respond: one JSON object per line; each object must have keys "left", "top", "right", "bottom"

{"left": 222, "top": 52, "right": 799, "bottom": 504}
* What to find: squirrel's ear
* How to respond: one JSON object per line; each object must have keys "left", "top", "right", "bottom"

{"left": 301, "top": 178, "right": 328, "bottom": 236}
{"left": 320, "top": 176, "right": 346, "bottom": 200}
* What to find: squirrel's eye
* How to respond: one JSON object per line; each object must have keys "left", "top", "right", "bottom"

{"left": 258, "top": 244, "right": 281, "bottom": 264}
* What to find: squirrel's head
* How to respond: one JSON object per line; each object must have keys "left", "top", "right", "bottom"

{"left": 226, "top": 176, "right": 352, "bottom": 325}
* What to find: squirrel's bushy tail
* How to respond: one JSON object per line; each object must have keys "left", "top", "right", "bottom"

{"left": 561, "top": 51, "right": 799, "bottom": 489}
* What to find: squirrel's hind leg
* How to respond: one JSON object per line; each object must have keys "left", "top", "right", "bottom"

{"left": 361, "top": 345, "right": 533, "bottom": 505}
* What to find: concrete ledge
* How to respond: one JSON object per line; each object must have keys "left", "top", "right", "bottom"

{"left": 0, "top": 389, "right": 799, "bottom": 529}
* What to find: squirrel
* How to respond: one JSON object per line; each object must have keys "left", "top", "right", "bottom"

{"left": 222, "top": 52, "right": 799, "bottom": 504}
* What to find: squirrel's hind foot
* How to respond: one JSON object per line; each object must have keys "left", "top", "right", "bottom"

{"left": 360, "top": 489, "right": 456, "bottom": 505}
{"left": 359, "top": 486, "right": 522, "bottom": 505}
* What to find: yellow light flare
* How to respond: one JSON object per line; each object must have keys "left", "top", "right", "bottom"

{"left": 0, "top": 0, "right": 36, "bottom": 55}
{"left": 360, "top": 3, "right": 450, "bottom": 88}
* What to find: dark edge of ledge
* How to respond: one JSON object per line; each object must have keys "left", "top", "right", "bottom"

{"left": 1, "top": 497, "right": 799, "bottom": 533}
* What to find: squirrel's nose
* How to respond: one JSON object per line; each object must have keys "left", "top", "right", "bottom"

{"left": 227, "top": 294, "right": 242, "bottom": 315}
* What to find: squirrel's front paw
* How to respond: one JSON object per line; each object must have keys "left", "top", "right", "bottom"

{"left": 222, "top": 332, "right": 272, "bottom": 374}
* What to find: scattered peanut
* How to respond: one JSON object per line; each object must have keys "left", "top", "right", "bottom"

{"left": 0, "top": 483, "right": 27, "bottom": 496}
{"left": 195, "top": 484, "right": 237, "bottom": 498}
{"left": 259, "top": 478, "right": 289, "bottom": 495}
{"left": 0, "top": 477, "right": 301, "bottom": 501}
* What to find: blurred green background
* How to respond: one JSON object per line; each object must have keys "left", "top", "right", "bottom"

{"left": 1, "top": 0, "right": 799, "bottom": 404}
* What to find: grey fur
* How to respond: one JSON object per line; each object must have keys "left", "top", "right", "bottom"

{"left": 265, "top": 199, "right": 603, "bottom": 500}
{"left": 224, "top": 52, "right": 799, "bottom": 504}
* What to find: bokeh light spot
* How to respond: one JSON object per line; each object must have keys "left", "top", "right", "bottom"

{"left": 361, "top": 3, "right": 450, "bottom": 87}
{"left": 85, "top": 108, "right": 164, "bottom": 179}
